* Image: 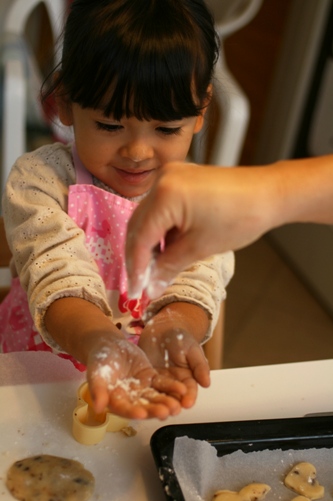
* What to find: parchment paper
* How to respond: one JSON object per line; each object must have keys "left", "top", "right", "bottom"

{"left": 173, "top": 437, "right": 333, "bottom": 501}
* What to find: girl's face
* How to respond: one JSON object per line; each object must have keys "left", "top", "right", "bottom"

{"left": 58, "top": 102, "right": 206, "bottom": 198}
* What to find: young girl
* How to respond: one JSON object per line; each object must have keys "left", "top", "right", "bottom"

{"left": 0, "top": 0, "right": 234, "bottom": 419}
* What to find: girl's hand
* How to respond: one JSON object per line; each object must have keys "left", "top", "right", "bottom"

{"left": 139, "top": 326, "right": 210, "bottom": 409}
{"left": 87, "top": 336, "right": 187, "bottom": 420}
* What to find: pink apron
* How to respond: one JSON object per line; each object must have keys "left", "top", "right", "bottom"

{"left": 0, "top": 146, "right": 147, "bottom": 370}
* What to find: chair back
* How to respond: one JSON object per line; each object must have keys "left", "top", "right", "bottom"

{"left": 0, "top": 217, "right": 11, "bottom": 302}
{"left": 2, "top": 0, "right": 63, "bottom": 39}
{"left": 191, "top": 0, "right": 263, "bottom": 167}
{"left": 206, "top": 0, "right": 263, "bottom": 38}
{"left": 1, "top": 0, "right": 65, "bottom": 203}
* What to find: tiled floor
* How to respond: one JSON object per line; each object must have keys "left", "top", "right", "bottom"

{"left": 223, "top": 236, "right": 333, "bottom": 368}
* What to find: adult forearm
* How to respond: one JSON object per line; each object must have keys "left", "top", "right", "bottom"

{"left": 270, "top": 155, "right": 333, "bottom": 227}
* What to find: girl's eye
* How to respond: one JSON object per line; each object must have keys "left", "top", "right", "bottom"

{"left": 157, "top": 127, "right": 182, "bottom": 136}
{"left": 96, "top": 122, "right": 123, "bottom": 132}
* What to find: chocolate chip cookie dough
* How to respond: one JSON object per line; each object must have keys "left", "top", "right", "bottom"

{"left": 213, "top": 482, "right": 271, "bottom": 501}
{"left": 284, "top": 462, "right": 325, "bottom": 500}
{"left": 6, "top": 454, "right": 95, "bottom": 501}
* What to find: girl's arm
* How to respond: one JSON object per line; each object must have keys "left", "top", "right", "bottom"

{"left": 2, "top": 145, "right": 112, "bottom": 351}
{"left": 44, "top": 297, "right": 122, "bottom": 363}
{"left": 126, "top": 155, "right": 333, "bottom": 298}
{"left": 144, "top": 251, "right": 234, "bottom": 342}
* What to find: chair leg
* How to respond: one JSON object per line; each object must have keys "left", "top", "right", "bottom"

{"left": 203, "top": 301, "right": 225, "bottom": 370}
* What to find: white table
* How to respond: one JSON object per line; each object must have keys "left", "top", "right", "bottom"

{"left": 0, "top": 352, "right": 332, "bottom": 501}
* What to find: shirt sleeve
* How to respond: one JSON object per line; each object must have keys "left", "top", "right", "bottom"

{"left": 1, "top": 143, "right": 112, "bottom": 352}
{"left": 145, "top": 251, "right": 235, "bottom": 343}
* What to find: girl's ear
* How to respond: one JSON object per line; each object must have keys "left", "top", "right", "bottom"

{"left": 55, "top": 91, "right": 73, "bottom": 126}
{"left": 193, "top": 84, "right": 213, "bottom": 134}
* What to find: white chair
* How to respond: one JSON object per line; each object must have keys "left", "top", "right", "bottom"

{"left": 0, "top": 0, "right": 65, "bottom": 291}
{"left": 192, "top": 0, "right": 263, "bottom": 166}
{"left": 195, "top": 0, "right": 263, "bottom": 369}
{"left": 0, "top": 0, "right": 65, "bottom": 199}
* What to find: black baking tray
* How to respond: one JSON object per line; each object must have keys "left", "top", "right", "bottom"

{"left": 150, "top": 415, "right": 333, "bottom": 501}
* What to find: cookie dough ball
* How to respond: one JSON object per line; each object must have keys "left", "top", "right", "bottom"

{"left": 6, "top": 454, "right": 95, "bottom": 501}
{"left": 284, "top": 462, "right": 324, "bottom": 500}
{"left": 213, "top": 482, "right": 271, "bottom": 501}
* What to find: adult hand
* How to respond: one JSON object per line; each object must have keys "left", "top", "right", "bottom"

{"left": 126, "top": 162, "right": 275, "bottom": 299}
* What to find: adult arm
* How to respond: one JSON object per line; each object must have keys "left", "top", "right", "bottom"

{"left": 126, "top": 155, "right": 333, "bottom": 298}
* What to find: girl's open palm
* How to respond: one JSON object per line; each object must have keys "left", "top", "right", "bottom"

{"left": 139, "top": 329, "right": 211, "bottom": 409}
{"left": 87, "top": 336, "right": 187, "bottom": 419}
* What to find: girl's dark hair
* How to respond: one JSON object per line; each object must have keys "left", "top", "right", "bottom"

{"left": 42, "top": 0, "right": 219, "bottom": 121}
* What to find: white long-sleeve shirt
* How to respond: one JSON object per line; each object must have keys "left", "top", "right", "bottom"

{"left": 2, "top": 143, "right": 234, "bottom": 350}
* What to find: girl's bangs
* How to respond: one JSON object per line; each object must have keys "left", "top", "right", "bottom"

{"left": 71, "top": 43, "right": 205, "bottom": 122}
{"left": 43, "top": 0, "right": 219, "bottom": 123}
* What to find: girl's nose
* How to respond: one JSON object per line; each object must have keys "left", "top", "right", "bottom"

{"left": 120, "top": 141, "right": 154, "bottom": 162}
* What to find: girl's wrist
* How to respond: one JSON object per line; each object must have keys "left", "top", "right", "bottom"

{"left": 78, "top": 325, "right": 126, "bottom": 362}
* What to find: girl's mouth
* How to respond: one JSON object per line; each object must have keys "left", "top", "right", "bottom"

{"left": 114, "top": 167, "right": 154, "bottom": 185}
